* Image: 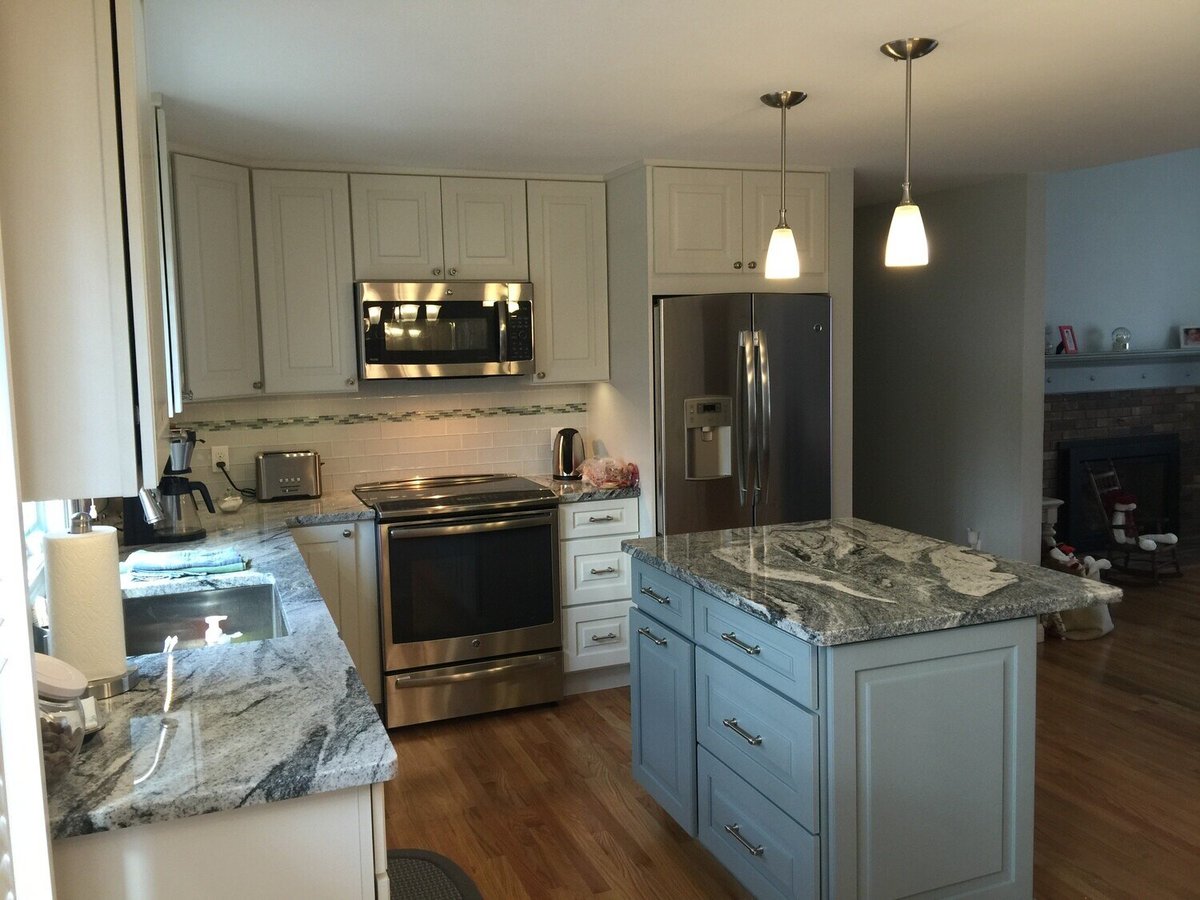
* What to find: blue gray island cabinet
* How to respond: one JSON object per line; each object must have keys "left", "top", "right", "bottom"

{"left": 624, "top": 518, "right": 1121, "bottom": 899}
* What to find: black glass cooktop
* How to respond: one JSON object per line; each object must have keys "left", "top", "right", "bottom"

{"left": 353, "top": 474, "right": 556, "bottom": 521}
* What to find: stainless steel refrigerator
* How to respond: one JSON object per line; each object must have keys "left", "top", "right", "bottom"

{"left": 654, "top": 293, "right": 831, "bottom": 535}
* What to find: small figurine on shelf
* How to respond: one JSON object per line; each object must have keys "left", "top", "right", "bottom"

{"left": 1111, "top": 327, "right": 1132, "bottom": 351}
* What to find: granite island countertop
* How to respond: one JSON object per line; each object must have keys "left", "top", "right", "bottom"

{"left": 47, "top": 491, "right": 393, "bottom": 840}
{"left": 623, "top": 517, "right": 1122, "bottom": 646}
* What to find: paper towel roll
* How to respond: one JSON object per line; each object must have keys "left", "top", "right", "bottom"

{"left": 45, "top": 525, "right": 127, "bottom": 682}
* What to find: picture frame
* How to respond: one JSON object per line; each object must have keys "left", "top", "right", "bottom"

{"left": 1181, "top": 326, "right": 1200, "bottom": 348}
{"left": 1057, "top": 325, "right": 1078, "bottom": 355}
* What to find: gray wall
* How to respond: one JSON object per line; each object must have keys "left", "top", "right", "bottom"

{"left": 854, "top": 176, "right": 1045, "bottom": 562}
{"left": 1046, "top": 148, "right": 1200, "bottom": 353}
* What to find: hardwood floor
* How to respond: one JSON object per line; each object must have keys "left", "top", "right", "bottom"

{"left": 384, "top": 570, "right": 1199, "bottom": 899}
{"left": 1034, "top": 568, "right": 1200, "bottom": 898}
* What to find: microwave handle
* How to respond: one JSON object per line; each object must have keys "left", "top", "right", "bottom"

{"left": 497, "top": 302, "right": 508, "bottom": 364}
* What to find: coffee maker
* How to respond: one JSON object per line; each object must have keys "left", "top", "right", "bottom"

{"left": 153, "top": 429, "right": 214, "bottom": 542}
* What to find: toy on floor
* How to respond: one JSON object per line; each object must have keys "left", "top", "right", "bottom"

{"left": 1108, "top": 491, "right": 1178, "bottom": 552}
{"left": 1047, "top": 543, "right": 1111, "bottom": 582}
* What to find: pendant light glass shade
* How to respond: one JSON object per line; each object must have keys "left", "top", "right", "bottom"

{"left": 765, "top": 226, "right": 800, "bottom": 278}
{"left": 760, "top": 91, "right": 806, "bottom": 279}
{"left": 884, "top": 202, "right": 928, "bottom": 267}
{"left": 881, "top": 37, "right": 938, "bottom": 268}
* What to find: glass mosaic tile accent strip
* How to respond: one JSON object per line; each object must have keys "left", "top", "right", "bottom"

{"left": 179, "top": 402, "right": 588, "bottom": 433}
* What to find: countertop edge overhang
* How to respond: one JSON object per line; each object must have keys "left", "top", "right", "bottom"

{"left": 49, "top": 482, "right": 639, "bottom": 840}
{"left": 623, "top": 517, "right": 1122, "bottom": 646}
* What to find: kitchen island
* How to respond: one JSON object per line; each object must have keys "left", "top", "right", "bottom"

{"left": 48, "top": 492, "right": 395, "bottom": 900}
{"left": 623, "top": 517, "right": 1120, "bottom": 900}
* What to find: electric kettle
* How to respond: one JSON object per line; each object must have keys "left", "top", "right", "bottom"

{"left": 552, "top": 428, "right": 584, "bottom": 481}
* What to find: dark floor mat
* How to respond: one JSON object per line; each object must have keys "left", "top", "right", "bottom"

{"left": 387, "top": 849, "right": 483, "bottom": 900}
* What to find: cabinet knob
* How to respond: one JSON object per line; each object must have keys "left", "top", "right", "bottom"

{"left": 448, "top": 267, "right": 457, "bottom": 277}
{"left": 252, "top": 381, "right": 263, "bottom": 390}
{"left": 345, "top": 377, "right": 355, "bottom": 387}
{"left": 182, "top": 389, "right": 194, "bottom": 401}
{"left": 432, "top": 267, "right": 442, "bottom": 276}
{"left": 747, "top": 260, "right": 757, "bottom": 270}
{"left": 342, "top": 529, "right": 352, "bottom": 538}
{"left": 733, "top": 261, "right": 743, "bottom": 270}
{"left": 536, "top": 371, "right": 546, "bottom": 379}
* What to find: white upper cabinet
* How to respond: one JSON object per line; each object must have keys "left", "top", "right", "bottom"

{"left": 527, "top": 180, "right": 609, "bottom": 383}
{"left": 173, "top": 155, "right": 262, "bottom": 400}
{"left": 441, "top": 177, "right": 529, "bottom": 281}
{"left": 652, "top": 166, "right": 828, "bottom": 278}
{"left": 253, "top": 170, "right": 357, "bottom": 394}
{"left": 0, "top": 0, "right": 171, "bottom": 499}
{"left": 351, "top": 174, "right": 528, "bottom": 282}
{"left": 349, "top": 173, "right": 444, "bottom": 280}
{"left": 741, "top": 169, "right": 828, "bottom": 278}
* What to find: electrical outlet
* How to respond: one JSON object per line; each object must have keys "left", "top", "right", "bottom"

{"left": 211, "top": 445, "right": 230, "bottom": 472}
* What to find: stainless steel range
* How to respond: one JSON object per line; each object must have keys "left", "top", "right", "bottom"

{"left": 353, "top": 474, "right": 562, "bottom": 728}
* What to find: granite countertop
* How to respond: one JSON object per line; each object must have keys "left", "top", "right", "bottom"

{"left": 47, "top": 491, "right": 393, "bottom": 840}
{"left": 527, "top": 474, "right": 641, "bottom": 502}
{"left": 623, "top": 517, "right": 1122, "bottom": 646}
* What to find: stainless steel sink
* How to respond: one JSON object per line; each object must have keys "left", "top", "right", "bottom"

{"left": 123, "top": 583, "right": 288, "bottom": 655}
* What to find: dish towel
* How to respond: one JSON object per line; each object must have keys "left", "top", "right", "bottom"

{"left": 121, "top": 548, "right": 248, "bottom": 576}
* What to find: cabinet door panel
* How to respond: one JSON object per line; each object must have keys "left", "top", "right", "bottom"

{"left": 563, "top": 599, "right": 631, "bottom": 672}
{"left": 441, "top": 177, "right": 528, "bottom": 280}
{"left": 173, "top": 155, "right": 262, "bottom": 400}
{"left": 349, "top": 173, "right": 443, "bottom": 280}
{"left": 254, "top": 170, "right": 357, "bottom": 393}
{"left": 527, "top": 180, "right": 609, "bottom": 382}
{"left": 629, "top": 606, "right": 696, "bottom": 835}
{"left": 742, "top": 170, "right": 827, "bottom": 277}
{"left": 652, "top": 168, "right": 742, "bottom": 274}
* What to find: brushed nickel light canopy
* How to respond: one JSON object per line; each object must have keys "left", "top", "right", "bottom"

{"left": 881, "top": 37, "right": 938, "bottom": 267}
{"left": 760, "top": 90, "right": 807, "bottom": 279}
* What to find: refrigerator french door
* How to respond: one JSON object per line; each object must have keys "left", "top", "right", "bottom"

{"left": 654, "top": 293, "right": 831, "bottom": 535}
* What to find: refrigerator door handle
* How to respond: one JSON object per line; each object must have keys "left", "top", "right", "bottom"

{"left": 756, "top": 330, "right": 771, "bottom": 502}
{"left": 736, "top": 330, "right": 756, "bottom": 507}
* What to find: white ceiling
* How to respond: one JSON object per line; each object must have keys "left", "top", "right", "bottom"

{"left": 145, "top": 0, "right": 1200, "bottom": 205}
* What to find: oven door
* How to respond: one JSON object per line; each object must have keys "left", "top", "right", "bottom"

{"left": 379, "top": 507, "right": 560, "bottom": 672}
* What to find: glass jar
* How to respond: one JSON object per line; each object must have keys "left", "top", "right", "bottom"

{"left": 35, "top": 653, "right": 87, "bottom": 787}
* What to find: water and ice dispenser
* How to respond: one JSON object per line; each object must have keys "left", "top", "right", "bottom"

{"left": 684, "top": 396, "right": 732, "bottom": 480}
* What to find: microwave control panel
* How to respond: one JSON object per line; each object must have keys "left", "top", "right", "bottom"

{"left": 506, "top": 304, "right": 533, "bottom": 361}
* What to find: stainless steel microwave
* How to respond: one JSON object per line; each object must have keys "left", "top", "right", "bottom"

{"left": 356, "top": 281, "right": 534, "bottom": 379}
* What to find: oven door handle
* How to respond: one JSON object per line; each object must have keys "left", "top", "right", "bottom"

{"left": 385, "top": 508, "right": 555, "bottom": 540}
{"left": 392, "top": 654, "right": 556, "bottom": 688}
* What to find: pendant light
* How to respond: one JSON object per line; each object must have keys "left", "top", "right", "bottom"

{"left": 760, "top": 90, "right": 807, "bottom": 279}
{"left": 881, "top": 37, "right": 938, "bottom": 267}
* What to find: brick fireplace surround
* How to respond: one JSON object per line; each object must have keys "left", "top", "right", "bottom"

{"left": 1043, "top": 386, "right": 1200, "bottom": 558}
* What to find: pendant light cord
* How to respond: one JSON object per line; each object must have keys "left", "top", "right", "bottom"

{"left": 778, "top": 96, "right": 789, "bottom": 227}
{"left": 901, "top": 43, "right": 913, "bottom": 204}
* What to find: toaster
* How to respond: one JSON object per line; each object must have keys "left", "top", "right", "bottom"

{"left": 256, "top": 450, "right": 322, "bottom": 501}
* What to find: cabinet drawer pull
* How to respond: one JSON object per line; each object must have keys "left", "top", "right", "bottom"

{"left": 588, "top": 514, "right": 615, "bottom": 523}
{"left": 589, "top": 566, "right": 616, "bottom": 575}
{"left": 591, "top": 632, "right": 618, "bottom": 643}
{"left": 637, "top": 626, "right": 667, "bottom": 647}
{"left": 720, "top": 632, "right": 761, "bottom": 655}
{"left": 723, "top": 823, "right": 764, "bottom": 857}
{"left": 721, "top": 717, "right": 763, "bottom": 746}
{"left": 639, "top": 587, "right": 670, "bottom": 605}
{"left": 342, "top": 529, "right": 352, "bottom": 538}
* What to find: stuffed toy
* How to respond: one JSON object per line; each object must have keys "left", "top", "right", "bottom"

{"left": 1047, "top": 543, "right": 1111, "bottom": 581}
{"left": 1108, "top": 491, "right": 1178, "bottom": 551}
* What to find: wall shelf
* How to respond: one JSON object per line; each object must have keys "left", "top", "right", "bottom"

{"left": 1043, "top": 347, "right": 1200, "bottom": 394}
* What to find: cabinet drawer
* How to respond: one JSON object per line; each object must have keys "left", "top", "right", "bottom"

{"left": 563, "top": 600, "right": 631, "bottom": 672}
{"left": 631, "top": 559, "right": 694, "bottom": 639}
{"left": 696, "top": 649, "right": 819, "bottom": 832}
{"left": 561, "top": 536, "right": 631, "bottom": 607}
{"left": 694, "top": 591, "right": 817, "bottom": 709}
{"left": 558, "top": 497, "right": 638, "bottom": 539}
{"left": 698, "top": 748, "right": 819, "bottom": 900}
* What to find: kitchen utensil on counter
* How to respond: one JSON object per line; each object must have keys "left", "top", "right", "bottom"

{"left": 36, "top": 652, "right": 88, "bottom": 787}
{"left": 44, "top": 513, "right": 138, "bottom": 697}
{"left": 153, "top": 428, "right": 214, "bottom": 542}
{"left": 256, "top": 450, "right": 322, "bottom": 501}
{"left": 552, "top": 428, "right": 584, "bottom": 481}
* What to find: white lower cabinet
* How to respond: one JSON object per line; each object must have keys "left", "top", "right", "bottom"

{"left": 292, "top": 521, "right": 381, "bottom": 704}
{"left": 630, "top": 557, "right": 1037, "bottom": 899}
{"left": 558, "top": 498, "right": 638, "bottom": 674}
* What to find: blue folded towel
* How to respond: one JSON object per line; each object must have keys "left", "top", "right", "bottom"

{"left": 123, "top": 547, "right": 246, "bottom": 572}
